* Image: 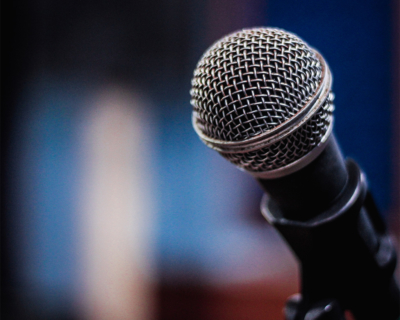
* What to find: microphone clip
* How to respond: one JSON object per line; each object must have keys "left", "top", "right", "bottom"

{"left": 261, "top": 160, "right": 399, "bottom": 320}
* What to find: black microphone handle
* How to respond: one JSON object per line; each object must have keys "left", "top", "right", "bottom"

{"left": 258, "top": 140, "right": 400, "bottom": 319}
{"left": 257, "top": 134, "right": 347, "bottom": 221}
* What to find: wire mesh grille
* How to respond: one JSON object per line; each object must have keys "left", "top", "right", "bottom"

{"left": 221, "top": 93, "right": 334, "bottom": 172}
{"left": 190, "top": 28, "right": 323, "bottom": 142}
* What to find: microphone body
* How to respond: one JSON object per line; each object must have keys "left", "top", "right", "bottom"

{"left": 261, "top": 152, "right": 399, "bottom": 320}
{"left": 190, "top": 28, "right": 399, "bottom": 319}
{"left": 257, "top": 134, "right": 347, "bottom": 221}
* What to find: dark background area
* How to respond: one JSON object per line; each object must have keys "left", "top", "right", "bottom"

{"left": 2, "top": 0, "right": 399, "bottom": 319}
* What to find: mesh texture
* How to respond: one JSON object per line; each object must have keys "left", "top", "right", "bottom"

{"left": 221, "top": 93, "right": 334, "bottom": 172}
{"left": 191, "top": 28, "right": 323, "bottom": 142}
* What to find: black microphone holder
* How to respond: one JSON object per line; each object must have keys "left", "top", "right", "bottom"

{"left": 261, "top": 159, "right": 400, "bottom": 320}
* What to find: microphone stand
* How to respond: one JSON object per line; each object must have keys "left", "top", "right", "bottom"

{"left": 261, "top": 159, "right": 400, "bottom": 320}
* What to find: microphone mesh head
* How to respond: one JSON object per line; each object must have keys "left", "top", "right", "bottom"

{"left": 190, "top": 28, "right": 334, "bottom": 176}
{"left": 222, "top": 95, "right": 333, "bottom": 172}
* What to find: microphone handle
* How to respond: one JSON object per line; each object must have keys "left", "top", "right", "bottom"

{"left": 261, "top": 160, "right": 400, "bottom": 320}
{"left": 257, "top": 134, "right": 347, "bottom": 221}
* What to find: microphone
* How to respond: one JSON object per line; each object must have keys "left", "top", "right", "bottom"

{"left": 190, "top": 28, "right": 345, "bottom": 220}
{"left": 190, "top": 28, "right": 399, "bottom": 320}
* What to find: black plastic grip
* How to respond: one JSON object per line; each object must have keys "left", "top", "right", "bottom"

{"left": 261, "top": 160, "right": 400, "bottom": 320}
{"left": 257, "top": 135, "right": 348, "bottom": 221}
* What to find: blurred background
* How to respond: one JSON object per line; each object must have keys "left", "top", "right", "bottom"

{"left": 2, "top": 0, "right": 400, "bottom": 319}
